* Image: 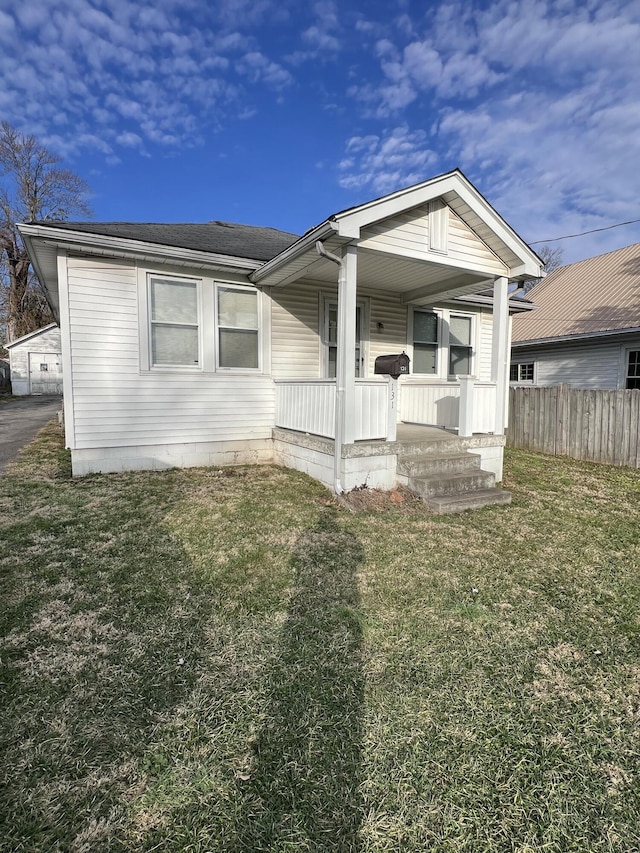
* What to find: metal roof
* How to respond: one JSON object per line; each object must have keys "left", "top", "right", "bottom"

{"left": 28, "top": 220, "right": 300, "bottom": 263}
{"left": 512, "top": 241, "right": 640, "bottom": 343}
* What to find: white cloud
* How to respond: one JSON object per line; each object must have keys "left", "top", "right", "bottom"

{"left": 339, "top": 126, "right": 438, "bottom": 194}
{"left": 236, "top": 52, "right": 293, "bottom": 88}
{"left": 288, "top": 0, "right": 341, "bottom": 63}
{"left": 342, "top": 0, "right": 640, "bottom": 260}
{"left": 0, "top": 0, "right": 295, "bottom": 160}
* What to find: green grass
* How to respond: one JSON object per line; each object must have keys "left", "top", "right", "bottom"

{"left": 1, "top": 422, "right": 639, "bottom": 852}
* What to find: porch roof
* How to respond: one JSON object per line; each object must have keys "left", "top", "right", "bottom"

{"left": 251, "top": 169, "right": 543, "bottom": 299}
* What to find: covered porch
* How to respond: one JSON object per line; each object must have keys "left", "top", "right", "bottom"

{"left": 252, "top": 170, "right": 542, "bottom": 498}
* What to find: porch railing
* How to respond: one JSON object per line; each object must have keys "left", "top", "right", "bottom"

{"left": 400, "top": 379, "right": 497, "bottom": 434}
{"left": 274, "top": 379, "right": 389, "bottom": 440}
{"left": 275, "top": 378, "right": 497, "bottom": 442}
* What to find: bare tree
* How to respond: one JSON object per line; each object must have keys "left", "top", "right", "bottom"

{"left": 0, "top": 122, "right": 91, "bottom": 343}
{"left": 520, "top": 244, "right": 564, "bottom": 295}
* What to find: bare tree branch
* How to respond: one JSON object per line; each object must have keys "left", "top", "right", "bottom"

{"left": 0, "top": 122, "right": 92, "bottom": 343}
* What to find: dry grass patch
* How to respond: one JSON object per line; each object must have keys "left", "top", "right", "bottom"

{"left": 1, "top": 425, "right": 639, "bottom": 851}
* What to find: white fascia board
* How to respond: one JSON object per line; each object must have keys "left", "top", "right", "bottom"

{"left": 250, "top": 220, "right": 337, "bottom": 284}
{"left": 19, "top": 231, "right": 61, "bottom": 322}
{"left": 334, "top": 171, "right": 543, "bottom": 278}
{"left": 4, "top": 322, "right": 59, "bottom": 349}
{"left": 512, "top": 327, "right": 640, "bottom": 348}
{"left": 17, "top": 223, "right": 262, "bottom": 273}
{"left": 334, "top": 172, "right": 461, "bottom": 238}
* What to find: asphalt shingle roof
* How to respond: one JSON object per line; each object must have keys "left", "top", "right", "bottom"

{"left": 512, "top": 241, "right": 640, "bottom": 342}
{"left": 32, "top": 220, "right": 300, "bottom": 263}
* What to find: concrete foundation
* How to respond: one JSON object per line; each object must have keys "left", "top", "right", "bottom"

{"left": 71, "top": 438, "right": 274, "bottom": 476}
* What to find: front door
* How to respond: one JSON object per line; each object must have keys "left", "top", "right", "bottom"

{"left": 323, "top": 299, "right": 366, "bottom": 378}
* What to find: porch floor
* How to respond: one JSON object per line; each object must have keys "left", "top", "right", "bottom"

{"left": 273, "top": 424, "right": 505, "bottom": 459}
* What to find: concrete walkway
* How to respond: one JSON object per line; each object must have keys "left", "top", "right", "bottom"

{"left": 0, "top": 395, "right": 62, "bottom": 474}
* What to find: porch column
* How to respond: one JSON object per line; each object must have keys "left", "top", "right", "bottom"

{"left": 336, "top": 244, "right": 358, "bottom": 449}
{"left": 491, "top": 275, "right": 509, "bottom": 435}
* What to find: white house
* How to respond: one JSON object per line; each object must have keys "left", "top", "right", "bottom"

{"left": 511, "top": 242, "right": 640, "bottom": 389}
{"left": 5, "top": 323, "right": 63, "bottom": 396}
{"left": 19, "top": 170, "right": 543, "bottom": 511}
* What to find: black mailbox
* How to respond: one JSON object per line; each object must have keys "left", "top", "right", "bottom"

{"left": 374, "top": 352, "right": 410, "bottom": 379}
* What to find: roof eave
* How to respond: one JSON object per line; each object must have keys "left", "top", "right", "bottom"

{"left": 512, "top": 327, "right": 640, "bottom": 348}
{"left": 250, "top": 219, "right": 338, "bottom": 284}
{"left": 17, "top": 223, "right": 264, "bottom": 272}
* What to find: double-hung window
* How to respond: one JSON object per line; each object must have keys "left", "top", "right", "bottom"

{"left": 149, "top": 277, "right": 199, "bottom": 367}
{"left": 626, "top": 350, "right": 640, "bottom": 389}
{"left": 412, "top": 310, "right": 439, "bottom": 374}
{"left": 217, "top": 285, "right": 259, "bottom": 370}
{"left": 448, "top": 314, "right": 473, "bottom": 375}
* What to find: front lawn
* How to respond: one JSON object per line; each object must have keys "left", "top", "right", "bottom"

{"left": 1, "top": 423, "right": 639, "bottom": 852}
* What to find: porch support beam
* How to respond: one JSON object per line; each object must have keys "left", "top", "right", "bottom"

{"left": 491, "top": 275, "right": 509, "bottom": 435}
{"left": 401, "top": 274, "right": 491, "bottom": 304}
{"left": 336, "top": 244, "right": 358, "bottom": 451}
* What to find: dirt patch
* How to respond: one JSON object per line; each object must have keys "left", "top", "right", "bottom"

{"left": 337, "top": 485, "right": 422, "bottom": 513}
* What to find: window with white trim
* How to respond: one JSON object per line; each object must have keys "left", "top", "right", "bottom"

{"left": 626, "top": 350, "right": 640, "bottom": 389}
{"left": 412, "top": 310, "right": 439, "bottom": 374}
{"left": 216, "top": 285, "right": 259, "bottom": 370}
{"left": 510, "top": 362, "right": 535, "bottom": 382}
{"left": 149, "top": 276, "right": 200, "bottom": 367}
{"left": 448, "top": 314, "right": 473, "bottom": 375}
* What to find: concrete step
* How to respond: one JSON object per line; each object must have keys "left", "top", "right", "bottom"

{"left": 408, "top": 469, "right": 496, "bottom": 498}
{"left": 422, "top": 488, "right": 512, "bottom": 514}
{"left": 397, "top": 452, "right": 481, "bottom": 478}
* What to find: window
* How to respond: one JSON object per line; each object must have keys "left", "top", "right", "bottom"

{"left": 510, "top": 362, "right": 535, "bottom": 382}
{"left": 323, "top": 297, "right": 366, "bottom": 378}
{"left": 448, "top": 314, "right": 472, "bottom": 375}
{"left": 626, "top": 350, "right": 640, "bottom": 390}
{"left": 412, "top": 311, "right": 439, "bottom": 374}
{"left": 150, "top": 277, "right": 199, "bottom": 366}
{"left": 40, "top": 363, "right": 48, "bottom": 372}
{"left": 217, "top": 286, "right": 259, "bottom": 369}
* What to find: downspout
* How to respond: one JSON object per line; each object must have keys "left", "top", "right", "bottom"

{"left": 315, "top": 240, "right": 345, "bottom": 494}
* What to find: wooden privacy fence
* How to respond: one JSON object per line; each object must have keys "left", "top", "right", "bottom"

{"left": 508, "top": 384, "right": 640, "bottom": 468}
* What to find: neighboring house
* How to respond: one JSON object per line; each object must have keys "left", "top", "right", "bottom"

{"left": 511, "top": 242, "right": 640, "bottom": 390}
{"left": 4, "top": 324, "right": 63, "bottom": 395}
{"left": 18, "top": 170, "right": 543, "bottom": 508}
{"left": 0, "top": 358, "right": 10, "bottom": 390}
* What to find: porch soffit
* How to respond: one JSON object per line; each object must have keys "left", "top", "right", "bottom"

{"left": 265, "top": 241, "right": 499, "bottom": 302}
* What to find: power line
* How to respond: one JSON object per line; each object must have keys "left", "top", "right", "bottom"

{"left": 530, "top": 217, "right": 640, "bottom": 245}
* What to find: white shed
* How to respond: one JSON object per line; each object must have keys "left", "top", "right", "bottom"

{"left": 5, "top": 324, "right": 63, "bottom": 395}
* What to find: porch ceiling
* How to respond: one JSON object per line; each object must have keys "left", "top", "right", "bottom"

{"left": 272, "top": 238, "right": 494, "bottom": 303}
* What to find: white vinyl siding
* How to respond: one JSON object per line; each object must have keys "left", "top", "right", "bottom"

{"left": 65, "top": 256, "right": 274, "bottom": 450}
{"left": 357, "top": 204, "right": 509, "bottom": 277}
{"left": 271, "top": 284, "right": 409, "bottom": 379}
{"left": 271, "top": 282, "right": 491, "bottom": 381}
{"left": 511, "top": 339, "right": 640, "bottom": 389}
{"left": 271, "top": 284, "right": 323, "bottom": 379}
{"left": 479, "top": 310, "right": 493, "bottom": 381}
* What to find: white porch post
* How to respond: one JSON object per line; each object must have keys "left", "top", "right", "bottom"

{"left": 334, "top": 244, "right": 358, "bottom": 490}
{"left": 491, "top": 276, "right": 509, "bottom": 435}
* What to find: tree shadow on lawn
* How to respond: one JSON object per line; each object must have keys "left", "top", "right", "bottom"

{"left": 230, "top": 506, "right": 366, "bottom": 852}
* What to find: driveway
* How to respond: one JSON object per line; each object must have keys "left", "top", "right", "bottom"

{"left": 0, "top": 395, "right": 62, "bottom": 474}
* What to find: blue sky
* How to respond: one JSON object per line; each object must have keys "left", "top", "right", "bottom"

{"left": 2, "top": 0, "right": 640, "bottom": 264}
